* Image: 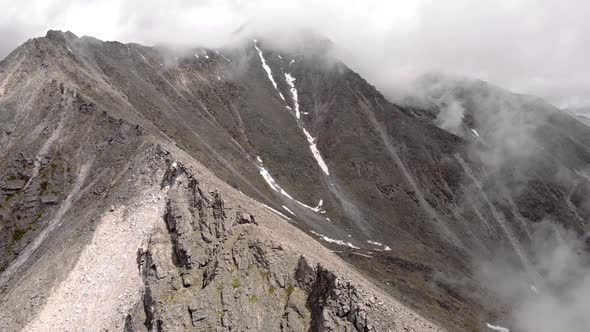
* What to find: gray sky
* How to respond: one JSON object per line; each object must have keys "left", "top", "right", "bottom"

{"left": 1, "top": 0, "right": 589, "bottom": 108}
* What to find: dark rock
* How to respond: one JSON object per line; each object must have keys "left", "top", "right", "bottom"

{"left": 236, "top": 211, "right": 257, "bottom": 225}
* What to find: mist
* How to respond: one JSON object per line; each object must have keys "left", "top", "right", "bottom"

{"left": 477, "top": 220, "right": 590, "bottom": 332}
{"left": 1, "top": 0, "right": 590, "bottom": 108}
{"left": 420, "top": 71, "right": 590, "bottom": 331}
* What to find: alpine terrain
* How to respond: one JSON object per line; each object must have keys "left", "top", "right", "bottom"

{"left": 0, "top": 30, "right": 589, "bottom": 331}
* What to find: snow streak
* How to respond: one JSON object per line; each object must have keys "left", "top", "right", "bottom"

{"left": 285, "top": 73, "right": 300, "bottom": 119}
{"left": 253, "top": 43, "right": 331, "bottom": 212}
{"left": 256, "top": 156, "right": 325, "bottom": 213}
{"left": 367, "top": 240, "right": 392, "bottom": 251}
{"left": 282, "top": 205, "right": 296, "bottom": 216}
{"left": 258, "top": 161, "right": 294, "bottom": 199}
{"left": 262, "top": 203, "right": 292, "bottom": 222}
{"left": 310, "top": 231, "right": 360, "bottom": 249}
{"left": 486, "top": 323, "right": 510, "bottom": 332}
{"left": 215, "top": 50, "right": 231, "bottom": 62}
{"left": 284, "top": 72, "right": 330, "bottom": 176}
{"left": 253, "top": 40, "right": 285, "bottom": 101}
{"left": 302, "top": 127, "right": 330, "bottom": 175}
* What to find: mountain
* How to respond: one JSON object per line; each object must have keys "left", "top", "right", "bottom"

{"left": 564, "top": 106, "right": 590, "bottom": 126}
{"left": 0, "top": 30, "right": 588, "bottom": 331}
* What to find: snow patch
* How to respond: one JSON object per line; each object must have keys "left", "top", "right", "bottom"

{"left": 258, "top": 164, "right": 294, "bottom": 199}
{"left": 293, "top": 198, "right": 324, "bottom": 213}
{"left": 471, "top": 128, "right": 480, "bottom": 138}
{"left": 203, "top": 50, "right": 209, "bottom": 59}
{"left": 256, "top": 156, "right": 325, "bottom": 213}
{"left": 310, "top": 231, "right": 360, "bottom": 249}
{"left": 486, "top": 323, "right": 510, "bottom": 332}
{"left": 253, "top": 40, "right": 285, "bottom": 100}
{"left": 285, "top": 73, "right": 300, "bottom": 119}
{"left": 217, "top": 76, "right": 221, "bottom": 81}
{"left": 316, "top": 199, "right": 324, "bottom": 210}
{"left": 302, "top": 128, "right": 330, "bottom": 175}
{"left": 261, "top": 204, "right": 292, "bottom": 222}
{"left": 367, "top": 240, "right": 392, "bottom": 251}
{"left": 284, "top": 72, "right": 331, "bottom": 175}
{"left": 215, "top": 50, "right": 230, "bottom": 62}
{"left": 282, "top": 205, "right": 296, "bottom": 216}
{"left": 194, "top": 54, "right": 199, "bottom": 59}
{"left": 296, "top": 199, "right": 324, "bottom": 213}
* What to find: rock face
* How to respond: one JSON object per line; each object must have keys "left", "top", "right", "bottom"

{"left": 0, "top": 146, "right": 442, "bottom": 331}
{"left": 121, "top": 161, "right": 432, "bottom": 331}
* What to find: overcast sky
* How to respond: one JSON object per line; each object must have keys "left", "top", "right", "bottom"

{"left": 1, "top": 0, "right": 589, "bottom": 108}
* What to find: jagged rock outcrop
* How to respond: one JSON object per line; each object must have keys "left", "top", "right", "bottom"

{"left": 122, "top": 160, "right": 432, "bottom": 331}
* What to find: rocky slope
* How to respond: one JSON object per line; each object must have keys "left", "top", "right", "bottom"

{"left": 0, "top": 30, "right": 589, "bottom": 331}
{"left": 0, "top": 31, "right": 445, "bottom": 331}
{"left": 1, "top": 144, "right": 441, "bottom": 331}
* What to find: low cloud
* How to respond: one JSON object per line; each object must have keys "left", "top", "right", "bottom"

{"left": 1, "top": 0, "right": 590, "bottom": 107}
{"left": 477, "top": 220, "right": 590, "bottom": 332}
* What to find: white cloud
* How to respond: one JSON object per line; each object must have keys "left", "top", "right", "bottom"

{"left": 0, "top": 0, "right": 589, "bottom": 106}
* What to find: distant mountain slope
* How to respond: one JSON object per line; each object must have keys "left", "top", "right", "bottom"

{"left": 564, "top": 106, "right": 590, "bottom": 127}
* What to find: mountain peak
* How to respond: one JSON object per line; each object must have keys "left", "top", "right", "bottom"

{"left": 45, "top": 29, "right": 78, "bottom": 42}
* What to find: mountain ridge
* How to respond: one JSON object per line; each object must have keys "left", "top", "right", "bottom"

{"left": 1, "top": 30, "right": 589, "bottom": 331}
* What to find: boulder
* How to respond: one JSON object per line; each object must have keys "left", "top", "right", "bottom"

{"left": 40, "top": 194, "right": 59, "bottom": 205}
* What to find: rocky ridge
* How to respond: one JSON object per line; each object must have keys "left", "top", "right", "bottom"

{"left": 121, "top": 157, "right": 439, "bottom": 331}
{"left": 0, "top": 138, "right": 442, "bottom": 331}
